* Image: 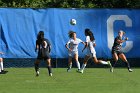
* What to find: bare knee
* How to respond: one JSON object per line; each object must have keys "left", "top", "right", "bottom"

{"left": 0, "top": 58, "right": 3, "bottom": 62}
{"left": 46, "top": 59, "right": 51, "bottom": 66}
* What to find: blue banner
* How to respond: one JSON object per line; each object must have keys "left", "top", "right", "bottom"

{"left": 0, "top": 8, "right": 140, "bottom": 58}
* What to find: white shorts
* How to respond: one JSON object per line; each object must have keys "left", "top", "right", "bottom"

{"left": 68, "top": 51, "right": 78, "bottom": 57}
{"left": 86, "top": 49, "right": 96, "bottom": 58}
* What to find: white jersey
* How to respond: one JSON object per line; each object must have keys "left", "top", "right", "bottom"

{"left": 66, "top": 38, "right": 83, "bottom": 52}
{"left": 86, "top": 36, "right": 96, "bottom": 57}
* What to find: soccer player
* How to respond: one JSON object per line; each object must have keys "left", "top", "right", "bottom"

{"left": 111, "top": 30, "right": 133, "bottom": 72}
{"left": 65, "top": 31, "right": 85, "bottom": 72}
{"left": 80, "top": 28, "right": 112, "bottom": 73}
{"left": 34, "top": 31, "right": 52, "bottom": 76}
{"left": 0, "top": 52, "right": 4, "bottom": 73}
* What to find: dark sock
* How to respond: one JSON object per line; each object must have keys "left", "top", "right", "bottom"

{"left": 112, "top": 60, "right": 117, "bottom": 68}
{"left": 48, "top": 66, "right": 52, "bottom": 74}
{"left": 35, "top": 63, "right": 39, "bottom": 72}
{"left": 124, "top": 61, "right": 130, "bottom": 70}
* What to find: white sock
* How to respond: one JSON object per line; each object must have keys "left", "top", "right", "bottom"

{"left": 0, "top": 64, "right": 1, "bottom": 72}
{"left": 81, "top": 64, "right": 87, "bottom": 70}
{"left": 0, "top": 62, "right": 3, "bottom": 70}
{"left": 69, "top": 64, "right": 72, "bottom": 69}
{"left": 76, "top": 61, "right": 80, "bottom": 70}
{"left": 100, "top": 61, "right": 108, "bottom": 65}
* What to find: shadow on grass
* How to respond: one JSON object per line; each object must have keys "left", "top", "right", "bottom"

{"left": 0, "top": 70, "right": 8, "bottom": 74}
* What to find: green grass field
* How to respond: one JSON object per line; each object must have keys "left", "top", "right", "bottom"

{"left": 0, "top": 68, "right": 140, "bottom": 93}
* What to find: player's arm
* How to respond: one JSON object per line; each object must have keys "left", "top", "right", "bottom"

{"left": 65, "top": 44, "right": 71, "bottom": 51}
{"left": 117, "top": 37, "right": 128, "bottom": 43}
{"left": 82, "top": 36, "right": 90, "bottom": 52}
{"left": 93, "top": 41, "right": 96, "bottom": 47}
{"left": 65, "top": 41, "right": 71, "bottom": 51}
{"left": 82, "top": 42, "right": 88, "bottom": 52}
{"left": 45, "top": 39, "right": 51, "bottom": 53}
{"left": 81, "top": 41, "right": 86, "bottom": 45}
{"left": 78, "top": 39, "right": 86, "bottom": 52}
{"left": 0, "top": 52, "right": 4, "bottom": 54}
{"left": 35, "top": 41, "right": 39, "bottom": 52}
{"left": 47, "top": 40, "right": 51, "bottom": 53}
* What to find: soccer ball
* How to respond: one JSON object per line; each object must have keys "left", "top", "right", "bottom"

{"left": 70, "top": 19, "right": 76, "bottom": 25}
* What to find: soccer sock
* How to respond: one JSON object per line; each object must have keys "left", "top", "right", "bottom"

{"left": 0, "top": 62, "right": 3, "bottom": 70}
{"left": 68, "top": 63, "right": 72, "bottom": 69}
{"left": 76, "top": 61, "right": 80, "bottom": 70}
{"left": 112, "top": 60, "right": 117, "bottom": 67}
{"left": 0, "top": 63, "right": 1, "bottom": 72}
{"left": 100, "top": 61, "right": 108, "bottom": 65}
{"left": 48, "top": 66, "right": 52, "bottom": 74}
{"left": 81, "top": 63, "right": 87, "bottom": 70}
{"left": 34, "top": 63, "right": 39, "bottom": 72}
{"left": 124, "top": 61, "right": 130, "bottom": 70}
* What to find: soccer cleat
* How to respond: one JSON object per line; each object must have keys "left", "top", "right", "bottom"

{"left": 107, "top": 61, "right": 112, "bottom": 68}
{"left": 49, "top": 73, "right": 53, "bottom": 76}
{"left": 110, "top": 67, "right": 114, "bottom": 72}
{"left": 79, "top": 69, "right": 83, "bottom": 73}
{"left": 76, "top": 69, "right": 82, "bottom": 73}
{"left": 67, "top": 68, "right": 71, "bottom": 72}
{"left": 128, "top": 69, "right": 133, "bottom": 72}
{"left": 36, "top": 71, "right": 39, "bottom": 76}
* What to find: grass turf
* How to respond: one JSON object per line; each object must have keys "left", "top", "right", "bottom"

{"left": 0, "top": 68, "right": 140, "bottom": 93}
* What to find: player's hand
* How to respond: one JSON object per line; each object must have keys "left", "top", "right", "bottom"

{"left": 68, "top": 48, "right": 72, "bottom": 52}
{"left": 125, "top": 37, "right": 128, "bottom": 40}
{"left": 0, "top": 52, "right": 4, "bottom": 54}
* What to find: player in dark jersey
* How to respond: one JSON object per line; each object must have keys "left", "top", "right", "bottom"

{"left": 111, "top": 30, "right": 133, "bottom": 72}
{"left": 34, "top": 31, "right": 52, "bottom": 76}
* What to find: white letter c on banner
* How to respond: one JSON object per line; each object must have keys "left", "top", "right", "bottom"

{"left": 107, "top": 15, "right": 133, "bottom": 53}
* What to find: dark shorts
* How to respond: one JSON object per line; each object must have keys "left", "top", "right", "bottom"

{"left": 112, "top": 48, "right": 123, "bottom": 55}
{"left": 37, "top": 51, "right": 51, "bottom": 60}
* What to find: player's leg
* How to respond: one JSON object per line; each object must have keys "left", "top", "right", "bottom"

{"left": 34, "top": 59, "right": 40, "bottom": 76}
{"left": 92, "top": 56, "right": 111, "bottom": 66}
{"left": 119, "top": 53, "right": 133, "bottom": 72}
{"left": 92, "top": 55, "right": 112, "bottom": 72}
{"left": 111, "top": 52, "right": 119, "bottom": 72}
{"left": 46, "top": 58, "right": 53, "bottom": 76}
{"left": 67, "top": 56, "right": 72, "bottom": 72}
{"left": 0, "top": 58, "right": 2, "bottom": 73}
{"left": 74, "top": 53, "right": 80, "bottom": 71}
{"left": 80, "top": 55, "right": 90, "bottom": 73}
{"left": 0, "top": 58, "right": 4, "bottom": 72}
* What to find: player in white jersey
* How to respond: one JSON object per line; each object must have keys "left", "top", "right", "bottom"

{"left": 79, "top": 29, "right": 112, "bottom": 73}
{"left": 0, "top": 52, "right": 4, "bottom": 74}
{"left": 65, "top": 31, "right": 85, "bottom": 72}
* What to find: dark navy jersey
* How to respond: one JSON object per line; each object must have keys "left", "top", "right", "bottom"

{"left": 112, "top": 36, "right": 122, "bottom": 52}
{"left": 36, "top": 38, "right": 51, "bottom": 53}
{"left": 112, "top": 36, "right": 121, "bottom": 47}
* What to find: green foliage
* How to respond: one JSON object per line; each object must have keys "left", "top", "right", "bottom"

{"left": 0, "top": 0, "right": 139, "bottom": 8}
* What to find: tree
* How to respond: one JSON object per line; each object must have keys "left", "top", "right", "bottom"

{"left": 0, "top": 0, "right": 139, "bottom": 8}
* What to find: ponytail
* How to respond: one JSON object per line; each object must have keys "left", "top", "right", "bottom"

{"left": 85, "top": 28, "right": 95, "bottom": 41}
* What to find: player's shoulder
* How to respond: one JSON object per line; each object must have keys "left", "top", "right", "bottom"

{"left": 86, "top": 36, "right": 90, "bottom": 40}
{"left": 76, "top": 38, "right": 82, "bottom": 41}
{"left": 92, "top": 40, "right": 95, "bottom": 43}
{"left": 115, "top": 36, "right": 121, "bottom": 40}
{"left": 69, "top": 38, "right": 73, "bottom": 41}
{"left": 86, "top": 36, "right": 90, "bottom": 38}
{"left": 44, "top": 38, "right": 49, "bottom": 42}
